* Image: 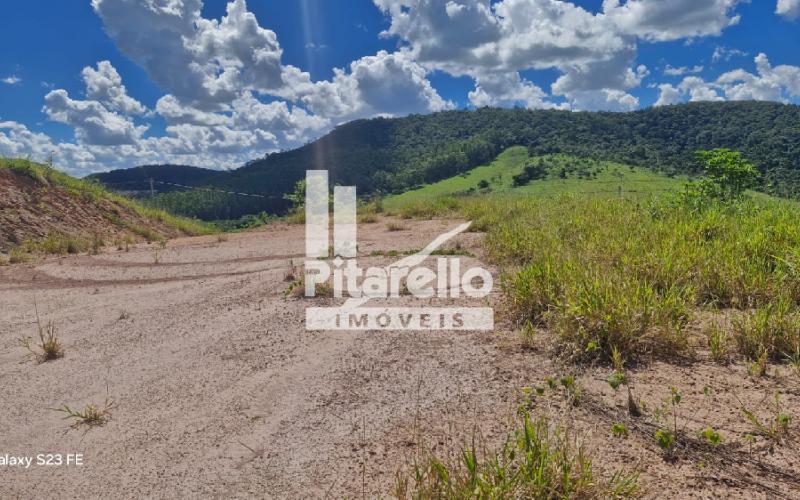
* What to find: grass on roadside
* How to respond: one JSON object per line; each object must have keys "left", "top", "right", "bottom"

{"left": 391, "top": 190, "right": 800, "bottom": 365}
{"left": 394, "top": 409, "right": 638, "bottom": 498}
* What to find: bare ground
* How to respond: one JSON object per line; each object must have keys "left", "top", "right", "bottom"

{"left": 0, "top": 217, "right": 798, "bottom": 498}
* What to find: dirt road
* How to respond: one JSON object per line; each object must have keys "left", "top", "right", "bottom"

{"left": 0, "top": 218, "right": 534, "bottom": 497}
{"left": 2, "top": 217, "right": 799, "bottom": 498}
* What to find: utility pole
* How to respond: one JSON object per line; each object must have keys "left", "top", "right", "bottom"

{"left": 149, "top": 178, "right": 155, "bottom": 197}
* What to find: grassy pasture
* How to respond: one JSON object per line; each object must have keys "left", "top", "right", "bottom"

{"left": 384, "top": 146, "right": 686, "bottom": 210}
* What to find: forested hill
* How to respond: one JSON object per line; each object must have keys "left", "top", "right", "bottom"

{"left": 92, "top": 101, "right": 800, "bottom": 218}
{"left": 89, "top": 164, "right": 226, "bottom": 193}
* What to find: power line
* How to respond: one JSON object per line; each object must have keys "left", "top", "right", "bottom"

{"left": 100, "top": 179, "right": 285, "bottom": 199}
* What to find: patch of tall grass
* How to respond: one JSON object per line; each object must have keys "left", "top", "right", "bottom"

{"left": 397, "top": 192, "right": 800, "bottom": 364}
{"left": 394, "top": 409, "right": 638, "bottom": 498}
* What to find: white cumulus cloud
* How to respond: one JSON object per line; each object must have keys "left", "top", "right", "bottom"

{"left": 776, "top": 0, "right": 800, "bottom": 20}
{"left": 602, "top": 0, "right": 743, "bottom": 42}
{"left": 82, "top": 61, "right": 148, "bottom": 115}
{"left": 42, "top": 89, "right": 148, "bottom": 146}
{"left": 302, "top": 50, "right": 453, "bottom": 120}
{"left": 468, "top": 72, "right": 565, "bottom": 109}
{"left": 92, "top": 0, "right": 314, "bottom": 110}
{"left": 654, "top": 53, "right": 800, "bottom": 105}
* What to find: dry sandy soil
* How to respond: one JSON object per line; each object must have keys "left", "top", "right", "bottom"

{"left": 0, "top": 168, "right": 189, "bottom": 252}
{"left": 0, "top": 217, "right": 798, "bottom": 498}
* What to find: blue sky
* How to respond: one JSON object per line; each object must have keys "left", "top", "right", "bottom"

{"left": 0, "top": 0, "right": 798, "bottom": 175}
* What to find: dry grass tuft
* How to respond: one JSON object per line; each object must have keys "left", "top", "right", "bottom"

{"left": 9, "top": 247, "right": 31, "bottom": 264}
{"left": 285, "top": 272, "right": 334, "bottom": 299}
{"left": 54, "top": 399, "right": 116, "bottom": 429}
{"left": 19, "top": 300, "right": 64, "bottom": 363}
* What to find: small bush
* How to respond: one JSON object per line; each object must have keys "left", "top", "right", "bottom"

{"left": 386, "top": 222, "right": 407, "bottom": 232}
{"left": 739, "top": 392, "right": 792, "bottom": 445}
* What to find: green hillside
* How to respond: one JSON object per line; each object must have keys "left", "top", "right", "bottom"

{"left": 90, "top": 101, "right": 800, "bottom": 220}
{"left": 384, "top": 146, "right": 686, "bottom": 210}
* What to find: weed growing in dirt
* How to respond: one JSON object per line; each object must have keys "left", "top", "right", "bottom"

{"left": 35, "top": 233, "right": 91, "bottom": 255}
{"left": 284, "top": 273, "right": 334, "bottom": 299}
{"left": 653, "top": 387, "right": 683, "bottom": 456}
{"left": 361, "top": 196, "right": 383, "bottom": 216}
{"left": 608, "top": 371, "right": 627, "bottom": 391}
{"left": 386, "top": 222, "right": 407, "bottom": 232}
{"left": 430, "top": 243, "right": 473, "bottom": 257}
{"left": 115, "top": 235, "right": 134, "bottom": 252}
{"left": 786, "top": 344, "right": 800, "bottom": 377}
{"left": 19, "top": 301, "right": 63, "bottom": 363}
{"left": 612, "top": 422, "right": 629, "bottom": 438}
{"left": 90, "top": 233, "right": 104, "bottom": 255}
{"left": 19, "top": 321, "right": 63, "bottom": 363}
{"left": 697, "top": 428, "right": 722, "bottom": 446}
{"left": 283, "top": 260, "right": 298, "bottom": 282}
{"left": 520, "top": 320, "right": 536, "bottom": 349}
{"left": 559, "top": 375, "right": 582, "bottom": 404}
{"left": 393, "top": 409, "right": 639, "bottom": 499}
{"left": 747, "top": 350, "right": 769, "bottom": 378}
{"left": 655, "top": 428, "right": 675, "bottom": 452}
{"left": 54, "top": 399, "right": 116, "bottom": 429}
{"left": 737, "top": 391, "right": 792, "bottom": 446}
